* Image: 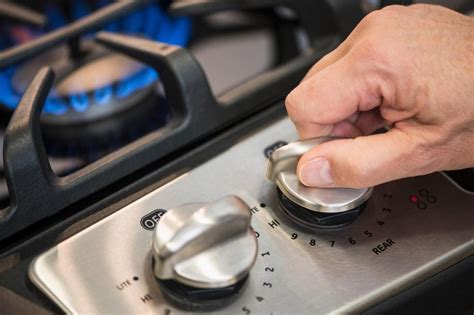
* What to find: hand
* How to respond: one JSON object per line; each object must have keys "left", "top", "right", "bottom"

{"left": 285, "top": 4, "right": 474, "bottom": 189}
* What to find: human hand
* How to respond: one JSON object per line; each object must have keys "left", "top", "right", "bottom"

{"left": 285, "top": 4, "right": 474, "bottom": 188}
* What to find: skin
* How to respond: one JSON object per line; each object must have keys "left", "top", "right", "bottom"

{"left": 285, "top": 4, "right": 474, "bottom": 189}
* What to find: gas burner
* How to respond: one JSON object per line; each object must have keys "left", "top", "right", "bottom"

{"left": 0, "top": 0, "right": 191, "bottom": 159}
{"left": 10, "top": 42, "right": 159, "bottom": 124}
{"left": 42, "top": 90, "right": 170, "bottom": 161}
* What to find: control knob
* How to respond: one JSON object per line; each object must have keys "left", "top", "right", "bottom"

{"left": 267, "top": 138, "right": 373, "bottom": 229}
{"left": 152, "top": 196, "right": 257, "bottom": 310}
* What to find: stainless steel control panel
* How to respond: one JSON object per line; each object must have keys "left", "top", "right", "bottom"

{"left": 29, "top": 118, "right": 474, "bottom": 314}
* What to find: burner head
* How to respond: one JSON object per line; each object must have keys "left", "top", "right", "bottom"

{"left": 41, "top": 90, "right": 170, "bottom": 161}
{"left": 0, "top": 1, "right": 191, "bottom": 118}
{"left": 0, "top": 1, "right": 191, "bottom": 115}
{"left": 0, "top": 1, "right": 191, "bottom": 160}
{"left": 10, "top": 43, "right": 160, "bottom": 125}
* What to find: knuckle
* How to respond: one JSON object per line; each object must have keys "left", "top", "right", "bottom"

{"left": 358, "top": 5, "right": 404, "bottom": 30}
{"left": 318, "top": 53, "right": 333, "bottom": 66}
{"left": 358, "top": 9, "right": 383, "bottom": 29}
{"left": 409, "top": 3, "right": 435, "bottom": 12}
{"left": 285, "top": 89, "right": 302, "bottom": 118}
{"left": 379, "top": 4, "right": 406, "bottom": 15}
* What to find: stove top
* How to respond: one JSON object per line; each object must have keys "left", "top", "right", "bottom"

{"left": 29, "top": 117, "right": 474, "bottom": 314}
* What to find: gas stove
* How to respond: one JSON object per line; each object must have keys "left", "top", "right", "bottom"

{"left": 0, "top": 1, "right": 473, "bottom": 314}
{"left": 28, "top": 117, "right": 474, "bottom": 314}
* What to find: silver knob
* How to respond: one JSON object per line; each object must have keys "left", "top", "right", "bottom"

{"left": 152, "top": 196, "right": 257, "bottom": 289}
{"left": 267, "top": 138, "right": 373, "bottom": 214}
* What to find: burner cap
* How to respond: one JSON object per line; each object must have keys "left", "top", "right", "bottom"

{"left": 10, "top": 42, "right": 158, "bottom": 125}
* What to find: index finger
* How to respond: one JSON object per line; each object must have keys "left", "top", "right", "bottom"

{"left": 285, "top": 52, "right": 385, "bottom": 139}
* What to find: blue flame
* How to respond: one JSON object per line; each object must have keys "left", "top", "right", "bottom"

{"left": 44, "top": 98, "right": 68, "bottom": 115}
{"left": 70, "top": 92, "right": 89, "bottom": 112}
{"left": 0, "top": 1, "right": 192, "bottom": 116}
{"left": 94, "top": 85, "right": 113, "bottom": 106}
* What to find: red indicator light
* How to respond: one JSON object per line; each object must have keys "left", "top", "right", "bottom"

{"left": 409, "top": 195, "right": 419, "bottom": 203}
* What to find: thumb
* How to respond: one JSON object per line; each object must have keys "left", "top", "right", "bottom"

{"left": 297, "top": 129, "right": 426, "bottom": 188}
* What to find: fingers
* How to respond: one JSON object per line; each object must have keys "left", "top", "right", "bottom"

{"left": 353, "top": 108, "right": 386, "bottom": 135}
{"left": 296, "top": 129, "right": 425, "bottom": 188}
{"left": 330, "top": 109, "right": 386, "bottom": 137}
{"left": 286, "top": 52, "right": 387, "bottom": 139}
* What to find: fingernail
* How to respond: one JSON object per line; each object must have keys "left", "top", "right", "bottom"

{"left": 299, "top": 158, "right": 334, "bottom": 187}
